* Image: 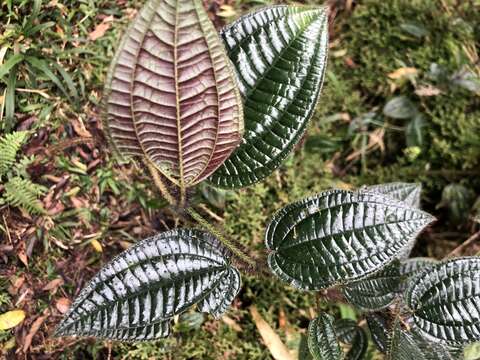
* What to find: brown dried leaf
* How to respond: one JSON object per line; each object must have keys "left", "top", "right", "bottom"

{"left": 388, "top": 67, "right": 418, "bottom": 79}
{"left": 55, "top": 298, "right": 71, "bottom": 314}
{"left": 415, "top": 84, "right": 442, "bottom": 97}
{"left": 249, "top": 306, "right": 295, "bottom": 360}
{"left": 88, "top": 15, "right": 114, "bottom": 41}
{"left": 42, "top": 278, "right": 64, "bottom": 292}
{"left": 22, "top": 310, "right": 49, "bottom": 353}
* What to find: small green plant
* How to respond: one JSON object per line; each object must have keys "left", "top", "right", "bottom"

{"left": 0, "top": 131, "right": 46, "bottom": 214}
{"left": 54, "top": 1, "right": 480, "bottom": 359}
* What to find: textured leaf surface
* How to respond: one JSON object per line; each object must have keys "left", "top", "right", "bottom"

{"left": 55, "top": 229, "right": 241, "bottom": 341}
{"left": 343, "top": 261, "right": 401, "bottom": 311}
{"left": 361, "top": 182, "right": 422, "bottom": 208}
{"left": 367, "top": 313, "right": 390, "bottom": 353}
{"left": 308, "top": 314, "right": 342, "bottom": 360}
{"left": 398, "top": 257, "right": 437, "bottom": 293}
{"left": 335, "top": 319, "right": 368, "bottom": 360}
{"left": 209, "top": 5, "right": 329, "bottom": 188}
{"left": 104, "top": 0, "right": 243, "bottom": 187}
{"left": 405, "top": 257, "right": 480, "bottom": 345}
{"left": 386, "top": 320, "right": 455, "bottom": 360}
{"left": 266, "top": 190, "right": 435, "bottom": 290}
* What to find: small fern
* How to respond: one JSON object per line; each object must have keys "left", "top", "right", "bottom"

{"left": 3, "top": 177, "right": 46, "bottom": 215}
{"left": 0, "top": 131, "right": 29, "bottom": 177}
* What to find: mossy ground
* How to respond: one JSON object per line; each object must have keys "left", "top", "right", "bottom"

{"left": 0, "top": 0, "right": 479, "bottom": 359}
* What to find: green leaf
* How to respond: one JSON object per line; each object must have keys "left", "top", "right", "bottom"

{"left": 342, "top": 261, "right": 401, "bottom": 311}
{"left": 104, "top": 0, "right": 243, "bottom": 188}
{"left": 406, "top": 114, "right": 427, "bottom": 147}
{"left": 25, "top": 57, "right": 71, "bottom": 100}
{"left": 299, "top": 334, "right": 314, "bottom": 360}
{"left": 0, "top": 54, "right": 23, "bottom": 79}
{"left": 386, "top": 318, "right": 455, "bottom": 360}
{"left": 383, "top": 96, "right": 417, "bottom": 119}
{"left": 367, "top": 313, "right": 390, "bottom": 353}
{"left": 405, "top": 257, "right": 480, "bottom": 346}
{"left": 55, "top": 229, "right": 241, "bottom": 341}
{"left": 308, "top": 314, "right": 342, "bottom": 360}
{"left": 335, "top": 319, "right": 368, "bottom": 360}
{"left": 397, "top": 257, "right": 438, "bottom": 293}
{"left": 0, "top": 131, "right": 29, "bottom": 177}
{"left": 400, "top": 23, "right": 429, "bottom": 38}
{"left": 265, "top": 190, "right": 435, "bottom": 290}
{"left": 209, "top": 5, "right": 329, "bottom": 189}
{"left": 360, "top": 182, "right": 422, "bottom": 208}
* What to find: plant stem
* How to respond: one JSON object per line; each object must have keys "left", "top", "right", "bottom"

{"left": 445, "top": 230, "right": 480, "bottom": 258}
{"left": 186, "top": 207, "right": 258, "bottom": 269}
{"left": 145, "top": 161, "right": 177, "bottom": 206}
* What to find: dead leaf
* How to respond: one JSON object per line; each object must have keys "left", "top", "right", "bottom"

{"left": 71, "top": 118, "right": 92, "bottom": 138}
{"left": 88, "top": 15, "right": 114, "bottom": 41}
{"left": 222, "top": 315, "right": 242, "bottom": 332}
{"left": 415, "top": 84, "right": 442, "bottom": 97}
{"left": 42, "top": 278, "right": 64, "bottom": 292}
{"left": 23, "top": 310, "right": 49, "bottom": 353}
{"left": 249, "top": 306, "right": 295, "bottom": 360}
{"left": 91, "top": 239, "right": 103, "bottom": 253}
{"left": 216, "top": 5, "right": 236, "bottom": 18}
{"left": 0, "top": 310, "right": 25, "bottom": 330}
{"left": 55, "top": 298, "right": 71, "bottom": 314}
{"left": 388, "top": 67, "right": 418, "bottom": 80}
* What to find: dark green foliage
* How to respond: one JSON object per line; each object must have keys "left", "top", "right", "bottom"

{"left": 334, "top": 319, "right": 368, "bottom": 360}
{"left": 265, "top": 189, "right": 434, "bottom": 290}
{"left": 342, "top": 261, "right": 401, "bottom": 311}
{"left": 55, "top": 229, "right": 241, "bottom": 341}
{"left": 367, "top": 313, "right": 390, "bottom": 353}
{"left": 386, "top": 319, "right": 455, "bottom": 360}
{"left": 210, "top": 5, "right": 329, "bottom": 189}
{"left": 360, "top": 182, "right": 422, "bottom": 208}
{"left": 308, "top": 314, "right": 342, "bottom": 360}
{"left": 405, "top": 257, "right": 480, "bottom": 345}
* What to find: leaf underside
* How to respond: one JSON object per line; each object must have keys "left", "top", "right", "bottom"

{"left": 104, "top": 0, "right": 243, "bottom": 187}
{"left": 343, "top": 261, "right": 401, "bottom": 311}
{"left": 209, "top": 5, "right": 329, "bottom": 189}
{"left": 55, "top": 229, "right": 241, "bottom": 341}
{"left": 308, "top": 314, "right": 342, "bottom": 360}
{"left": 405, "top": 257, "right": 480, "bottom": 345}
{"left": 265, "top": 190, "right": 435, "bottom": 290}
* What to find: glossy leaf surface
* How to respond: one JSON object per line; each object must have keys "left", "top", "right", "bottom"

{"left": 335, "top": 319, "right": 368, "bottom": 360}
{"left": 405, "top": 257, "right": 480, "bottom": 345}
{"left": 398, "top": 257, "right": 437, "bottom": 293}
{"left": 209, "top": 5, "right": 329, "bottom": 188}
{"left": 266, "top": 190, "right": 435, "bottom": 290}
{"left": 308, "top": 314, "right": 342, "bottom": 360}
{"left": 386, "top": 320, "right": 455, "bottom": 360}
{"left": 55, "top": 229, "right": 241, "bottom": 340}
{"left": 343, "top": 261, "right": 401, "bottom": 311}
{"left": 367, "top": 313, "right": 390, "bottom": 353}
{"left": 104, "top": 0, "right": 243, "bottom": 187}
{"left": 361, "top": 182, "right": 422, "bottom": 208}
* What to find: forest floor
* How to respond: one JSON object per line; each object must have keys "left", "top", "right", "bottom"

{"left": 0, "top": 0, "right": 479, "bottom": 359}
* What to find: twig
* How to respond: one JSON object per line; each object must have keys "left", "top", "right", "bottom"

{"left": 145, "top": 161, "right": 177, "bottom": 206}
{"left": 186, "top": 207, "right": 258, "bottom": 270}
{"left": 445, "top": 230, "right": 480, "bottom": 258}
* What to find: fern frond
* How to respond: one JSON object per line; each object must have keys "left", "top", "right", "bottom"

{"left": 3, "top": 177, "right": 46, "bottom": 215}
{"left": 0, "top": 131, "right": 29, "bottom": 177}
